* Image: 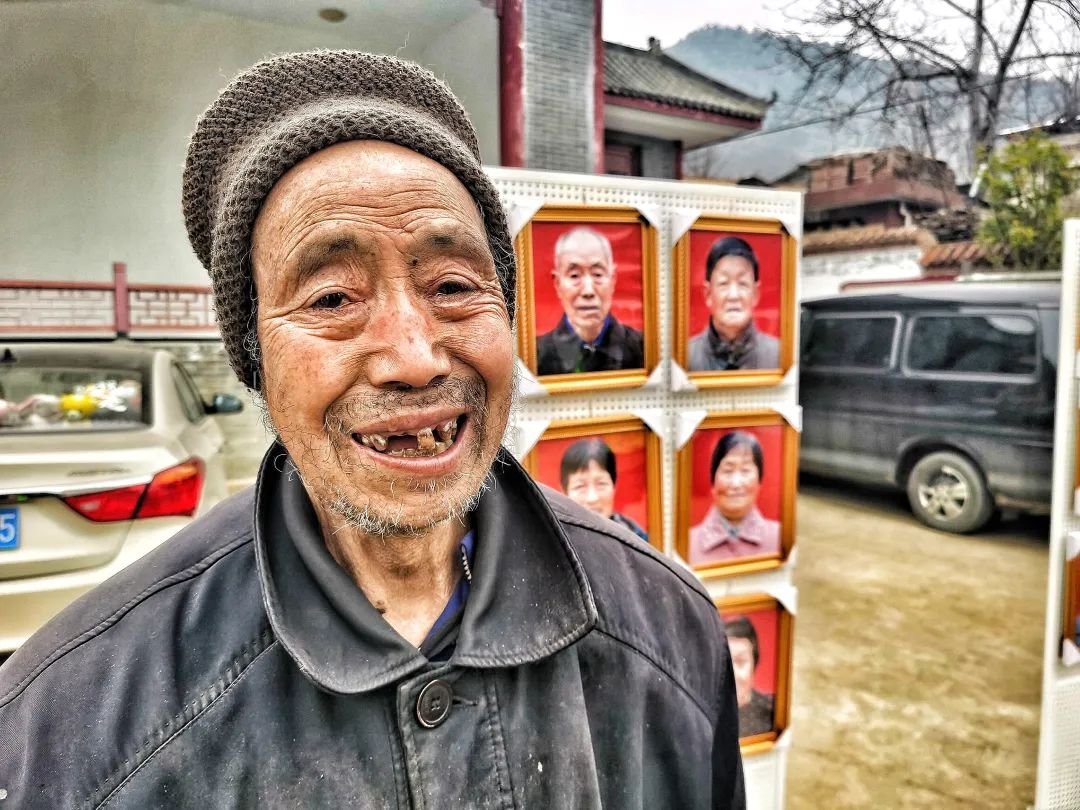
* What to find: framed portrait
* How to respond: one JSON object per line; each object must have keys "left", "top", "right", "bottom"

{"left": 1065, "top": 555, "right": 1080, "bottom": 659}
{"left": 676, "top": 412, "right": 798, "bottom": 578}
{"left": 716, "top": 594, "right": 793, "bottom": 754}
{"left": 523, "top": 416, "right": 662, "bottom": 550}
{"left": 515, "top": 206, "right": 658, "bottom": 393}
{"left": 673, "top": 217, "right": 797, "bottom": 388}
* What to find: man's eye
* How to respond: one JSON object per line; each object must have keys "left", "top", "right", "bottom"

{"left": 312, "top": 292, "right": 349, "bottom": 309}
{"left": 437, "top": 280, "right": 472, "bottom": 295}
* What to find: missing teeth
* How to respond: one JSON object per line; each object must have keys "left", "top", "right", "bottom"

{"left": 354, "top": 418, "right": 459, "bottom": 457}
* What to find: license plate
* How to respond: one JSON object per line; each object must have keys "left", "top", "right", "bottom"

{"left": 0, "top": 508, "right": 18, "bottom": 550}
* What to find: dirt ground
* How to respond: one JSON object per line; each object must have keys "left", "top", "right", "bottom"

{"left": 787, "top": 477, "right": 1050, "bottom": 810}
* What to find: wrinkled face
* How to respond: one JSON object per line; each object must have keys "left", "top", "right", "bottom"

{"left": 727, "top": 636, "right": 756, "bottom": 707}
{"left": 552, "top": 231, "right": 616, "bottom": 342}
{"left": 711, "top": 445, "right": 761, "bottom": 523}
{"left": 251, "top": 141, "right": 514, "bottom": 538}
{"left": 704, "top": 255, "right": 760, "bottom": 341}
{"left": 563, "top": 459, "right": 615, "bottom": 519}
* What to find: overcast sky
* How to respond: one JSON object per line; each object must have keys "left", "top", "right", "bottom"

{"left": 601, "top": 0, "right": 807, "bottom": 49}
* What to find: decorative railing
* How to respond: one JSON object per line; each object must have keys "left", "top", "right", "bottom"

{"left": 0, "top": 264, "right": 219, "bottom": 339}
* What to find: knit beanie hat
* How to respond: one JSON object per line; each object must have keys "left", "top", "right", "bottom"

{"left": 182, "top": 50, "right": 515, "bottom": 390}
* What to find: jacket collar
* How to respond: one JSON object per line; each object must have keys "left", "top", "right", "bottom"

{"left": 699, "top": 505, "right": 770, "bottom": 552}
{"left": 254, "top": 443, "right": 597, "bottom": 694}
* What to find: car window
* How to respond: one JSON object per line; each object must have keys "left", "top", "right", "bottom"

{"left": 171, "top": 364, "right": 206, "bottom": 424}
{"left": 804, "top": 315, "right": 898, "bottom": 369}
{"left": 905, "top": 314, "right": 1038, "bottom": 376}
{"left": 0, "top": 366, "right": 147, "bottom": 432}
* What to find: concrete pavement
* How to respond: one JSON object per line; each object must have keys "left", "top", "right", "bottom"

{"left": 786, "top": 477, "right": 1048, "bottom": 809}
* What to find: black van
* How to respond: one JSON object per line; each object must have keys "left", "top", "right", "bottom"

{"left": 799, "top": 281, "right": 1059, "bottom": 533}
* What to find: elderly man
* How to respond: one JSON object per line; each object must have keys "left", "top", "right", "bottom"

{"left": 688, "top": 235, "right": 780, "bottom": 371}
{"left": 536, "top": 226, "right": 645, "bottom": 374}
{"left": 0, "top": 51, "right": 743, "bottom": 808}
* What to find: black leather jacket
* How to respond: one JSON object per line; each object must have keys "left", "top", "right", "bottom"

{"left": 0, "top": 447, "right": 744, "bottom": 809}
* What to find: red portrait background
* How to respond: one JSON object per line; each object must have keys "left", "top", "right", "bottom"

{"left": 685, "top": 229, "right": 783, "bottom": 341}
{"left": 720, "top": 605, "right": 779, "bottom": 696}
{"left": 530, "top": 220, "right": 646, "bottom": 337}
{"left": 688, "top": 424, "right": 784, "bottom": 528}
{"left": 1072, "top": 558, "right": 1080, "bottom": 644}
{"left": 532, "top": 428, "right": 649, "bottom": 532}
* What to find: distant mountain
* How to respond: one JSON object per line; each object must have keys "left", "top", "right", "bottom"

{"left": 667, "top": 25, "right": 1060, "bottom": 184}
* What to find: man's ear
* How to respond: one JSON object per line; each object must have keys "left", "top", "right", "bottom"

{"left": 752, "top": 282, "right": 762, "bottom": 307}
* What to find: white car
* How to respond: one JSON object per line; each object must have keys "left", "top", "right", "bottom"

{"left": 0, "top": 343, "right": 242, "bottom": 652}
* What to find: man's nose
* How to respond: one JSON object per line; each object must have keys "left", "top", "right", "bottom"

{"left": 579, "top": 275, "right": 597, "bottom": 297}
{"left": 723, "top": 282, "right": 741, "bottom": 299}
{"left": 363, "top": 288, "right": 452, "bottom": 389}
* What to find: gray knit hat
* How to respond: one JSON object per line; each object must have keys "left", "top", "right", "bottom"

{"left": 182, "top": 50, "right": 515, "bottom": 390}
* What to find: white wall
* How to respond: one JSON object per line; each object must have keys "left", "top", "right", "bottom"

{"left": 800, "top": 245, "right": 925, "bottom": 300}
{"left": 0, "top": 0, "right": 499, "bottom": 286}
{"left": 420, "top": 8, "right": 501, "bottom": 167}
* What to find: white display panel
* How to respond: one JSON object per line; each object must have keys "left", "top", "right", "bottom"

{"left": 1037, "top": 220, "right": 1080, "bottom": 809}
{"left": 488, "top": 167, "right": 803, "bottom": 808}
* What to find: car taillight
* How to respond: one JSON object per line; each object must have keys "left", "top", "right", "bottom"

{"left": 63, "top": 484, "right": 146, "bottom": 522}
{"left": 137, "top": 458, "right": 204, "bottom": 519}
{"left": 62, "top": 458, "right": 205, "bottom": 522}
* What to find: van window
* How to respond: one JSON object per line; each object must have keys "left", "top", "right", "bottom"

{"left": 804, "top": 315, "right": 898, "bottom": 369}
{"left": 905, "top": 314, "right": 1038, "bottom": 375}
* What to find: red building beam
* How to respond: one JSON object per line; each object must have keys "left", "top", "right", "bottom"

{"left": 498, "top": 0, "right": 526, "bottom": 167}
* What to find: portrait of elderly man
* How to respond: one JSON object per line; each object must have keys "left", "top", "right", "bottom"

{"left": 724, "top": 614, "right": 776, "bottom": 738}
{"left": 536, "top": 226, "right": 645, "bottom": 375}
{"left": 688, "top": 235, "right": 780, "bottom": 372}
{"left": 559, "top": 437, "right": 649, "bottom": 543}
{"left": 0, "top": 51, "right": 744, "bottom": 808}
{"left": 690, "top": 431, "right": 781, "bottom": 564}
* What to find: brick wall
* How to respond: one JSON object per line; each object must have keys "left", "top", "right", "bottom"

{"left": 523, "top": 0, "right": 595, "bottom": 172}
{"left": 0, "top": 285, "right": 115, "bottom": 335}
{"left": 129, "top": 287, "right": 216, "bottom": 331}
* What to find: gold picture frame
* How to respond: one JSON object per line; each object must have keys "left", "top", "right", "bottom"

{"left": 673, "top": 216, "right": 797, "bottom": 388}
{"left": 676, "top": 411, "right": 799, "bottom": 579}
{"left": 515, "top": 205, "right": 659, "bottom": 394}
{"left": 715, "top": 593, "right": 794, "bottom": 756}
{"left": 523, "top": 415, "right": 663, "bottom": 551}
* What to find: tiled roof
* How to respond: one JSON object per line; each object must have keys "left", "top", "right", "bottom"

{"left": 920, "top": 241, "right": 991, "bottom": 269}
{"left": 802, "top": 225, "right": 935, "bottom": 255}
{"left": 603, "top": 42, "right": 769, "bottom": 120}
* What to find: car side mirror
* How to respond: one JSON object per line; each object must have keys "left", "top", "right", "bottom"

{"left": 206, "top": 393, "right": 243, "bottom": 415}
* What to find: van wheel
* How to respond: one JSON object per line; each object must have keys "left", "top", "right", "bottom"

{"left": 906, "top": 451, "right": 994, "bottom": 534}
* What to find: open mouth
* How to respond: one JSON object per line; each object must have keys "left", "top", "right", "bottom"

{"left": 352, "top": 416, "right": 463, "bottom": 458}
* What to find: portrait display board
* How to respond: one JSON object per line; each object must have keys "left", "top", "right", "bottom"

{"left": 676, "top": 412, "right": 798, "bottom": 579}
{"left": 716, "top": 594, "right": 793, "bottom": 755}
{"left": 489, "top": 167, "right": 805, "bottom": 810}
{"left": 515, "top": 206, "right": 658, "bottom": 393}
{"left": 524, "top": 416, "right": 662, "bottom": 550}
{"left": 673, "top": 217, "right": 797, "bottom": 388}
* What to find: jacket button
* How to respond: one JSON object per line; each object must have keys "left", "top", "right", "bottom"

{"left": 416, "top": 679, "right": 453, "bottom": 728}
